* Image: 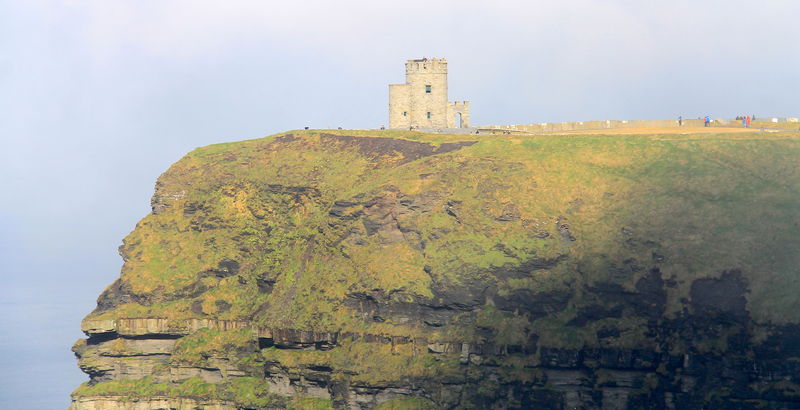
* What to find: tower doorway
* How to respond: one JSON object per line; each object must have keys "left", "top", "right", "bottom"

{"left": 455, "top": 112, "right": 463, "bottom": 128}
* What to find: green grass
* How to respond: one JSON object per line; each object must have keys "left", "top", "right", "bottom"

{"left": 94, "top": 130, "right": 800, "bottom": 326}
{"left": 73, "top": 376, "right": 286, "bottom": 407}
{"left": 288, "top": 397, "right": 335, "bottom": 409}
{"left": 90, "top": 129, "right": 800, "bottom": 327}
{"left": 72, "top": 377, "right": 171, "bottom": 399}
{"left": 171, "top": 328, "right": 259, "bottom": 367}
{"left": 374, "top": 396, "right": 438, "bottom": 410}
{"left": 82, "top": 129, "right": 800, "bottom": 395}
{"left": 261, "top": 339, "right": 462, "bottom": 385}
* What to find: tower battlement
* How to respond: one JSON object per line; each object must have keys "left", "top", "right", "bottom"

{"left": 405, "top": 58, "right": 448, "bottom": 74}
{"left": 389, "top": 58, "right": 470, "bottom": 129}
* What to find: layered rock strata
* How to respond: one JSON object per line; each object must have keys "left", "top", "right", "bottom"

{"left": 72, "top": 130, "right": 800, "bottom": 409}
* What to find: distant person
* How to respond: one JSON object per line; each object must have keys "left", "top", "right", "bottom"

{"left": 742, "top": 117, "right": 747, "bottom": 127}
{"left": 679, "top": 116, "right": 683, "bottom": 126}
{"left": 746, "top": 115, "right": 751, "bottom": 128}
{"left": 704, "top": 116, "right": 711, "bottom": 127}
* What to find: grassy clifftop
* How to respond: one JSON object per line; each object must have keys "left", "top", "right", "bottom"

{"left": 93, "top": 130, "right": 800, "bottom": 327}
{"left": 75, "top": 129, "right": 800, "bottom": 408}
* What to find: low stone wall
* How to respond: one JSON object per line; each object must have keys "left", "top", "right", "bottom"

{"left": 480, "top": 119, "right": 706, "bottom": 133}
{"left": 393, "top": 117, "right": 798, "bottom": 134}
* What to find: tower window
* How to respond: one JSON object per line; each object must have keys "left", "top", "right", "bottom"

{"left": 426, "top": 112, "right": 431, "bottom": 119}
{"left": 403, "top": 111, "right": 407, "bottom": 116}
{"left": 425, "top": 85, "right": 432, "bottom": 94}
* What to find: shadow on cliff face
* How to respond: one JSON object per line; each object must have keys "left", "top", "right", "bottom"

{"left": 568, "top": 268, "right": 667, "bottom": 327}
{"left": 324, "top": 135, "right": 800, "bottom": 408}
{"left": 690, "top": 270, "right": 749, "bottom": 321}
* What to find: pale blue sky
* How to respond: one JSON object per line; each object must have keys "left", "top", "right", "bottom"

{"left": 1, "top": 1, "right": 799, "bottom": 408}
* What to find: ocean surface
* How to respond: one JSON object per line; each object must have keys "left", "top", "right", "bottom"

{"left": 0, "top": 261, "right": 116, "bottom": 409}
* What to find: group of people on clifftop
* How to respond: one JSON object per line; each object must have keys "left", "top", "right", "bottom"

{"left": 691, "top": 115, "right": 757, "bottom": 127}
{"left": 736, "top": 115, "right": 756, "bottom": 128}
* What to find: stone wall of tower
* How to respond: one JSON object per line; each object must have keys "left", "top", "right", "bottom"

{"left": 447, "top": 101, "right": 471, "bottom": 128}
{"left": 388, "top": 83, "right": 411, "bottom": 129}
{"left": 389, "top": 58, "right": 454, "bottom": 129}
{"left": 406, "top": 59, "right": 449, "bottom": 128}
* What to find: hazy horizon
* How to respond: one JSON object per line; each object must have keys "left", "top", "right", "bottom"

{"left": 1, "top": 1, "right": 799, "bottom": 408}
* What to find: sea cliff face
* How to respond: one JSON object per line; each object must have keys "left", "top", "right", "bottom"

{"left": 72, "top": 130, "right": 800, "bottom": 409}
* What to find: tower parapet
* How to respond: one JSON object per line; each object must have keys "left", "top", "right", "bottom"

{"left": 389, "top": 58, "right": 470, "bottom": 129}
{"left": 405, "top": 58, "right": 448, "bottom": 74}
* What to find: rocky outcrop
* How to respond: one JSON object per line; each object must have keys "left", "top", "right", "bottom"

{"left": 73, "top": 278, "right": 800, "bottom": 409}
{"left": 70, "top": 397, "right": 234, "bottom": 410}
{"left": 71, "top": 130, "right": 800, "bottom": 409}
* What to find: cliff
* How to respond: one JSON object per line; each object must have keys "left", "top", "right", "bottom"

{"left": 71, "top": 129, "right": 800, "bottom": 409}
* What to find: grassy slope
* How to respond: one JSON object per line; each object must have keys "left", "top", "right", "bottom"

{"left": 76, "top": 129, "right": 800, "bottom": 401}
{"left": 81, "top": 130, "right": 800, "bottom": 387}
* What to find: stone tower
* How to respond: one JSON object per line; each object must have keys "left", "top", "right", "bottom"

{"left": 388, "top": 58, "right": 470, "bottom": 129}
